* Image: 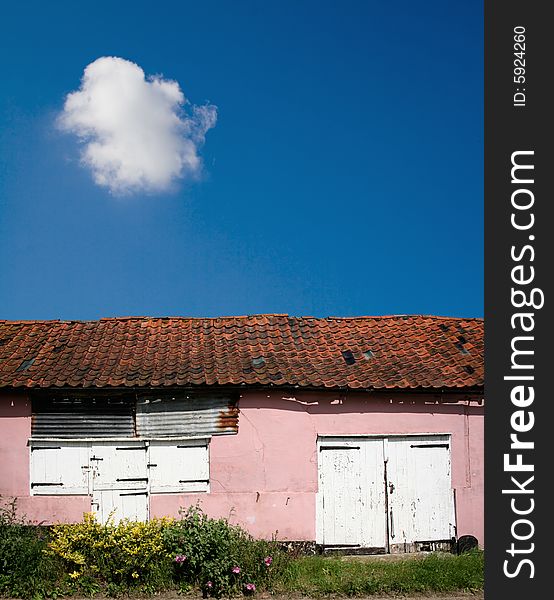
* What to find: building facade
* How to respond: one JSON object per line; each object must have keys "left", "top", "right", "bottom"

{"left": 0, "top": 315, "right": 484, "bottom": 552}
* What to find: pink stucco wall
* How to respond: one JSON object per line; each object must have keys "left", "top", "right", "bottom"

{"left": 0, "top": 389, "right": 484, "bottom": 545}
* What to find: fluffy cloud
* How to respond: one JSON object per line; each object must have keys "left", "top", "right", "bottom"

{"left": 59, "top": 57, "right": 217, "bottom": 195}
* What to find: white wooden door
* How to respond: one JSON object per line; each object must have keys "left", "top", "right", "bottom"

{"left": 317, "top": 438, "right": 386, "bottom": 548}
{"left": 90, "top": 442, "right": 148, "bottom": 523}
{"left": 386, "top": 435, "right": 455, "bottom": 546}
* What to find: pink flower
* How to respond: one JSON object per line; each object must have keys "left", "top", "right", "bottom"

{"left": 206, "top": 581, "right": 213, "bottom": 588}
{"left": 174, "top": 554, "right": 187, "bottom": 563}
{"left": 232, "top": 566, "right": 241, "bottom": 574}
{"left": 245, "top": 583, "right": 256, "bottom": 592}
{"left": 264, "top": 556, "right": 273, "bottom": 566}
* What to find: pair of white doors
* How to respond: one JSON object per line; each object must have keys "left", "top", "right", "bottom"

{"left": 317, "top": 435, "right": 455, "bottom": 550}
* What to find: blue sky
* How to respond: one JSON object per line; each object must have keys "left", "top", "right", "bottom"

{"left": 0, "top": 0, "right": 483, "bottom": 320}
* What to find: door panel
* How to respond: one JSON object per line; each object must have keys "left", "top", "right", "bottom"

{"left": 149, "top": 441, "right": 209, "bottom": 493}
{"left": 90, "top": 442, "right": 148, "bottom": 523}
{"left": 90, "top": 442, "right": 148, "bottom": 490}
{"left": 92, "top": 489, "right": 148, "bottom": 524}
{"left": 319, "top": 444, "right": 363, "bottom": 545}
{"left": 361, "top": 439, "right": 387, "bottom": 548}
{"left": 386, "top": 435, "right": 455, "bottom": 546}
{"left": 30, "top": 442, "right": 90, "bottom": 495}
{"left": 318, "top": 438, "right": 386, "bottom": 548}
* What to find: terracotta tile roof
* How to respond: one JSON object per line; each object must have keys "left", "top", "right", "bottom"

{"left": 0, "top": 315, "right": 483, "bottom": 391}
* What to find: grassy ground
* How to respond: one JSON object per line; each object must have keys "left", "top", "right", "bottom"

{"left": 0, "top": 550, "right": 484, "bottom": 599}
{"left": 271, "top": 551, "right": 484, "bottom": 597}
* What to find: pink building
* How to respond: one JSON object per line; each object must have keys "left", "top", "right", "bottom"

{"left": 0, "top": 315, "right": 484, "bottom": 552}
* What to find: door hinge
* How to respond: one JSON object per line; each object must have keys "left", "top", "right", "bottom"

{"left": 410, "top": 443, "right": 449, "bottom": 449}
{"left": 31, "top": 482, "right": 63, "bottom": 488}
{"left": 319, "top": 445, "right": 360, "bottom": 451}
{"left": 179, "top": 479, "right": 209, "bottom": 484}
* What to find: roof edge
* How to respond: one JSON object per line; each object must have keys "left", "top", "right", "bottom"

{"left": 0, "top": 313, "right": 484, "bottom": 325}
{"left": 0, "top": 383, "right": 485, "bottom": 394}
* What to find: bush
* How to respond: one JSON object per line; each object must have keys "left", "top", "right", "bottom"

{"left": 47, "top": 506, "right": 290, "bottom": 597}
{"left": 47, "top": 513, "right": 173, "bottom": 595}
{"left": 0, "top": 497, "right": 64, "bottom": 599}
{"left": 163, "top": 505, "right": 289, "bottom": 598}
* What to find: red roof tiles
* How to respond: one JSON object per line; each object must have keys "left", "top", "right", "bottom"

{"left": 0, "top": 315, "right": 483, "bottom": 390}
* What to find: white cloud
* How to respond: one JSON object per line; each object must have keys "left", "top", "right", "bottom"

{"left": 59, "top": 57, "right": 217, "bottom": 195}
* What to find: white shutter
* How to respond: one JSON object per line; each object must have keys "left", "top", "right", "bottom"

{"left": 91, "top": 442, "right": 148, "bottom": 490}
{"left": 149, "top": 440, "right": 209, "bottom": 493}
{"left": 30, "top": 442, "right": 89, "bottom": 495}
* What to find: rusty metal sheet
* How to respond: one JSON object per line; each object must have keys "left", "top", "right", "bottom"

{"left": 136, "top": 395, "right": 238, "bottom": 437}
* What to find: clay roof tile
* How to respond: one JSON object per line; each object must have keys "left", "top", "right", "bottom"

{"left": 0, "top": 315, "right": 483, "bottom": 390}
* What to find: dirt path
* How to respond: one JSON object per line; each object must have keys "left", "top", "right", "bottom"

{"left": 269, "top": 592, "right": 484, "bottom": 600}
{"left": 286, "top": 596, "right": 483, "bottom": 600}
{"left": 46, "top": 592, "right": 483, "bottom": 600}
{"left": 166, "top": 594, "right": 484, "bottom": 600}
{"left": 252, "top": 595, "right": 483, "bottom": 600}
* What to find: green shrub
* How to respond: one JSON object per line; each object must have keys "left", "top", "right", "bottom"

{"left": 0, "top": 497, "right": 64, "bottom": 599}
{"left": 163, "top": 505, "right": 289, "bottom": 598}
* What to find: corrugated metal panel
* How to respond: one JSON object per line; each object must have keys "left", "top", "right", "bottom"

{"left": 136, "top": 395, "right": 238, "bottom": 437}
{"left": 32, "top": 414, "right": 134, "bottom": 437}
{"left": 32, "top": 396, "right": 134, "bottom": 438}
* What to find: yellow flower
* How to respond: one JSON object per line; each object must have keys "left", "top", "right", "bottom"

{"left": 69, "top": 571, "right": 81, "bottom": 579}
{"left": 131, "top": 572, "right": 139, "bottom": 579}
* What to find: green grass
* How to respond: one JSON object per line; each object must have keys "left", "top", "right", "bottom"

{"left": 273, "top": 550, "right": 484, "bottom": 597}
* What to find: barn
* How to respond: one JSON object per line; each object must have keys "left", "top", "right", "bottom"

{"left": 0, "top": 315, "right": 484, "bottom": 553}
